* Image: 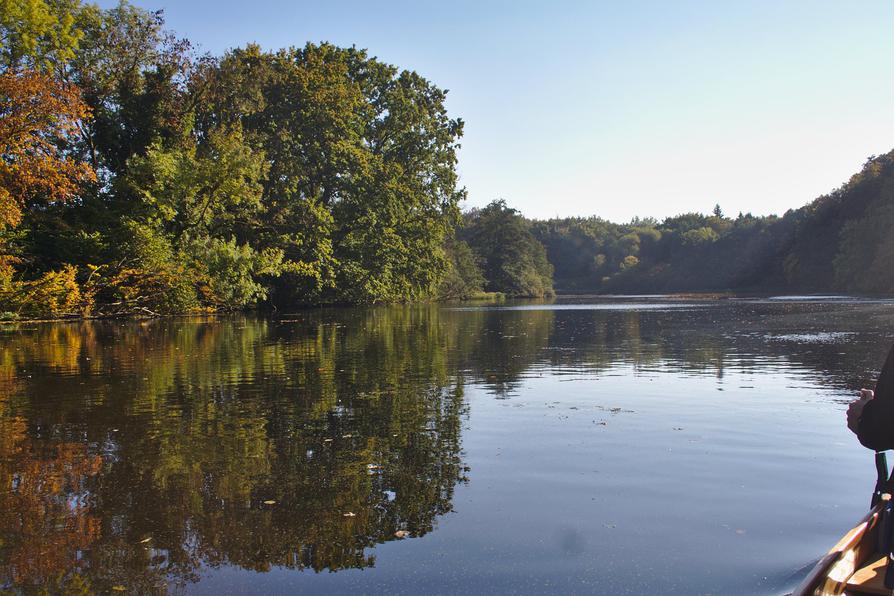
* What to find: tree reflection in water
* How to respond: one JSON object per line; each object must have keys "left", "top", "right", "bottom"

{"left": 0, "top": 305, "right": 549, "bottom": 593}
{"left": 2, "top": 299, "right": 888, "bottom": 592}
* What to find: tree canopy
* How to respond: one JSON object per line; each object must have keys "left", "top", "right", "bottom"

{"left": 0, "top": 0, "right": 468, "bottom": 317}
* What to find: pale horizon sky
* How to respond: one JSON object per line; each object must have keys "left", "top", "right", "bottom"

{"left": 97, "top": 0, "right": 894, "bottom": 222}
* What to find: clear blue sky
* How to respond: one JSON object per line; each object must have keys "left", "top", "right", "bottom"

{"left": 96, "top": 0, "right": 894, "bottom": 222}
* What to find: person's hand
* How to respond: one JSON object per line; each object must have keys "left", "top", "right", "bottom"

{"left": 847, "top": 389, "right": 875, "bottom": 435}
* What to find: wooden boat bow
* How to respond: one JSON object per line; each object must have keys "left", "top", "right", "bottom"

{"left": 794, "top": 497, "right": 890, "bottom": 595}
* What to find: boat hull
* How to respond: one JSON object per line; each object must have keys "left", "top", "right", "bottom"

{"left": 795, "top": 501, "right": 888, "bottom": 595}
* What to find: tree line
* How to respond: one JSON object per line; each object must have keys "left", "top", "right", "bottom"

{"left": 531, "top": 150, "right": 894, "bottom": 295}
{"left": 411, "top": 148, "right": 894, "bottom": 299}
{"left": 2, "top": 1, "right": 893, "bottom": 320}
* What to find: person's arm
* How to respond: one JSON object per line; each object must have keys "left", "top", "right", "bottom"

{"left": 857, "top": 396, "right": 894, "bottom": 451}
{"left": 856, "top": 343, "right": 894, "bottom": 450}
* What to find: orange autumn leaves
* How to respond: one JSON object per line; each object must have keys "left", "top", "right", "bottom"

{"left": 0, "top": 416, "right": 103, "bottom": 588}
{"left": 0, "top": 69, "right": 95, "bottom": 231}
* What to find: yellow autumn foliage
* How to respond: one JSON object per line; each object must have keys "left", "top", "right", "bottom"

{"left": 0, "top": 264, "right": 84, "bottom": 317}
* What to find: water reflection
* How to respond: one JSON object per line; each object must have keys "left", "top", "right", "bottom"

{"left": 1, "top": 299, "right": 893, "bottom": 593}
{"left": 1, "top": 309, "right": 483, "bottom": 592}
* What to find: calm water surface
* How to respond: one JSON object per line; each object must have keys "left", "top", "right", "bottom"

{"left": 3, "top": 297, "right": 894, "bottom": 594}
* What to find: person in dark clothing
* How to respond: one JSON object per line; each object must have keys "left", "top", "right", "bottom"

{"left": 848, "top": 343, "right": 894, "bottom": 451}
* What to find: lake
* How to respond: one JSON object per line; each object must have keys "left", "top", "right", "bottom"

{"left": 2, "top": 296, "right": 894, "bottom": 594}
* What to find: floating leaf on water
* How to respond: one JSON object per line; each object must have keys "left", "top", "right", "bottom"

{"left": 342, "top": 434, "right": 353, "bottom": 438}
{"left": 139, "top": 537, "right": 152, "bottom": 543}
{"left": 112, "top": 586, "right": 126, "bottom": 592}
{"left": 367, "top": 464, "right": 383, "bottom": 471}
{"left": 343, "top": 512, "right": 356, "bottom": 517}
{"left": 394, "top": 530, "right": 410, "bottom": 539}
{"left": 263, "top": 500, "right": 276, "bottom": 505}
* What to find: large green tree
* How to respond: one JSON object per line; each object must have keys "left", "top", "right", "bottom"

{"left": 195, "top": 43, "right": 465, "bottom": 304}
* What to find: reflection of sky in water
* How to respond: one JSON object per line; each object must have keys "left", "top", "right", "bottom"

{"left": 763, "top": 295, "right": 894, "bottom": 304}
{"left": 449, "top": 302, "right": 710, "bottom": 312}
{"left": 772, "top": 332, "right": 856, "bottom": 343}
{"left": 767, "top": 295, "right": 855, "bottom": 301}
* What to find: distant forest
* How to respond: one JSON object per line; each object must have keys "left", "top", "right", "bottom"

{"left": 2, "top": 1, "right": 893, "bottom": 319}
{"left": 529, "top": 148, "right": 894, "bottom": 295}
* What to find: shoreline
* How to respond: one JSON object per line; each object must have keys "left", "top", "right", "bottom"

{"left": 5, "top": 291, "right": 894, "bottom": 325}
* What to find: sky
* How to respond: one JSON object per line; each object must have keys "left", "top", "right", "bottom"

{"left": 96, "top": 0, "right": 894, "bottom": 222}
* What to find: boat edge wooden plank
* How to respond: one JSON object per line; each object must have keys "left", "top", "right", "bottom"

{"left": 793, "top": 502, "right": 885, "bottom": 595}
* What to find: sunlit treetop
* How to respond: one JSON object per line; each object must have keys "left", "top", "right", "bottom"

{"left": 0, "top": 0, "right": 86, "bottom": 73}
